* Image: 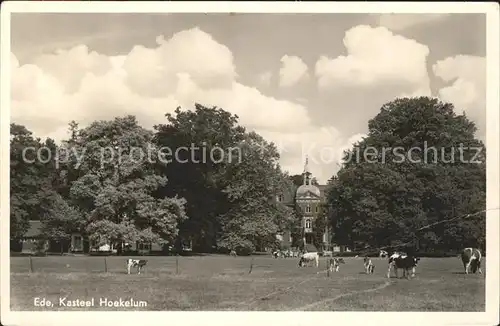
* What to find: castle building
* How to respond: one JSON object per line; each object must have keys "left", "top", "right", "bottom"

{"left": 276, "top": 157, "right": 334, "bottom": 252}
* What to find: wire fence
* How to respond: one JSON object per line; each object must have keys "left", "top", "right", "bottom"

{"left": 11, "top": 207, "right": 498, "bottom": 275}
{"left": 352, "top": 207, "right": 499, "bottom": 257}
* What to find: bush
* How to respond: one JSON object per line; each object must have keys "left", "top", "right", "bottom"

{"left": 235, "top": 246, "right": 253, "bottom": 256}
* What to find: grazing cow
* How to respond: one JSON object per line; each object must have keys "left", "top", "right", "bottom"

{"left": 328, "top": 257, "right": 345, "bottom": 272}
{"left": 298, "top": 252, "right": 320, "bottom": 267}
{"left": 387, "top": 252, "right": 420, "bottom": 279}
{"left": 272, "top": 250, "right": 280, "bottom": 258}
{"left": 379, "top": 250, "right": 388, "bottom": 258}
{"left": 461, "top": 247, "right": 482, "bottom": 274}
{"left": 229, "top": 250, "right": 237, "bottom": 257}
{"left": 364, "top": 256, "right": 375, "bottom": 274}
{"left": 126, "top": 259, "right": 148, "bottom": 275}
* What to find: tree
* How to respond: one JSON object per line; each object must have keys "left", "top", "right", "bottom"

{"left": 154, "top": 104, "right": 246, "bottom": 251}
{"left": 10, "top": 124, "right": 59, "bottom": 243}
{"left": 312, "top": 205, "right": 327, "bottom": 250}
{"left": 218, "top": 132, "right": 295, "bottom": 253}
{"left": 41, "top": 194, "right": 84, "bottom": 253}
{"left": 67, "top": 115, "right": 188, "bottom": 252}
{"left": 328, "top": 97, "right": 486, "bottom": 252}
{"left": 154, "top": 104, "right": 295, "bottom": 252}
{"left": 289, "top": 174, "right": 304, "bottom": 187}
{"left": 290, "top": 206, "right": 305, "bottom": 250}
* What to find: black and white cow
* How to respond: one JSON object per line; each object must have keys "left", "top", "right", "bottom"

{"left": 126, "top": 259, "right": 148, "bottom": 274}
{"left": 328, "top": 257, "right": 345, "bottom": 272}
{"left": 298, "top": 252, "right": 320, "bottom": 267}
{"left": 229, "top": 250, "right": 237, "bottom": 257}
{"left": 460, "top": 247, "right": 482, "bottom": 274}
{"left": 364, "top": 256, "right": 375, "bottom": 274}
{"left": 379, "top": 250, "right": 388, "bottom": 258}
{"left": 387, "top": 252, "right": 420, "bottom": 279}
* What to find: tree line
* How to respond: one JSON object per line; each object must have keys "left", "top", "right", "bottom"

{"left": 10, "top": 97, "right": 486, "bottom": 255}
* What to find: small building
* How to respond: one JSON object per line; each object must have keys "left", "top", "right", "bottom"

{"left": 12, "top": 220, "right": 165, "bottom": 255}
{"left": 18, "top": 220, "right": 49, "bottom": 254}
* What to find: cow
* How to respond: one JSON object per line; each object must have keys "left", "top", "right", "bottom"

{"left": 126, "top": 259, "right": 148, "bottom": 275}
{"left": 460, "top": 247, "right": 482, "bottom": 274}
{"left": 387, "top": 252, "right": 420, "bottom": 279}
{"left": 298, "top": 252, "right": 320, "bottom": 267}
{"left": 328, "top": 257, "right": 345, "bottom": 272}
{"left": 229, "top": 250, "right": 237, "bottom": 257}
{"left": 379, "top": 250, "right": 388, "bottom": 258}
{"left": 364, "top": 256, "right": 375, "bottom": 274}
{"left": 272, "top": 250, "right": 280, "bottom": 258}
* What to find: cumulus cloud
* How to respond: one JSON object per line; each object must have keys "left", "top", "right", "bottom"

{"left": 30, "top": 45, "right": 112, "bottom": 93}
{"left": 11, "top": 27, "right": 350, "bottom": 182}
{"left": 257, "top": 127, "right": 367, "bottom": 183}
{"left": 433, "top": 55, "right": 486, "bottom": 140}
{"left": 279, "top": 55, "right": 309, "bottom": 87}
{"left": 315, "top": 25, "right": 430, "bottom": 95}
{"left": 374, "top": 14, "right": 450, "bottom": 31}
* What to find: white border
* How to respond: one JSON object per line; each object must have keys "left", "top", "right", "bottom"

{"left": 1, "top": 2, "right": 499, "bottom": 326}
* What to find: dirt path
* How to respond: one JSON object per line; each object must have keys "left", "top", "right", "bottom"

{"left": 298, "top": 280, "right": 393, "bottom": 311}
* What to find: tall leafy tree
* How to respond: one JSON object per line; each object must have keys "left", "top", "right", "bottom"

{"left": 10, "top": 124, "right": 59, "bottom": 243}
{"left": 40, "top": 193, "right": 84, "bottom": 253}
{"left": 217, "top": 132, "right": 295, "bottom": 253}
{"left": 67, "top": 116, "right": 188, "bottom": 252}
{"left": 328, "top": 97, "right": 486, "bottom": 252}
{"left": 312, "top": 205, "right": 327, "bottom": 250}
{"left": 154, "top": 104, "right": 294, "bottom": 252}
{"left": 154, "top": 104, "right": 246, "bottom": 251}
{"left": 289, "top": 174, "right": 304, "bottom": 188}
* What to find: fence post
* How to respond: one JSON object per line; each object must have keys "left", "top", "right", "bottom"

{"left": 326, "top": 258, "right": 329, "bottom": 277}
{"left": 29, "top": 256, "right": 34, "bottom": 273}
{"left": 104, "top": 257, "right": 108, "bottom": 273}
{"left": 176, "top": 255, "right": 179, "bottom": 274}
{"left": 248, "top": 256, "right": 254, "bottom": 274}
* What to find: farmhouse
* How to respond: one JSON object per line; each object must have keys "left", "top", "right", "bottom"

{"left": 276, "top": 158, "right": 348, "bottom": 253}
{"left": 13, "top": 220, "right": 164, "bottom": 255}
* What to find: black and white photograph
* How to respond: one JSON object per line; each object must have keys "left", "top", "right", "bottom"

{"left": 1, "top": 2, "right": 499, "bottom": 326}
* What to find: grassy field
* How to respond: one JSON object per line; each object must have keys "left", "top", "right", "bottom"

{"left": 10, "top": 255, "right": 485, "bottom": 311}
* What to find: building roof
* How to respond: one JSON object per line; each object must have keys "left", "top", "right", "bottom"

{"left": 24, "top": 220, "right": 43, "bottom": 238}
{"left": 296, "top": 184, "right": 321, "bottom": 198}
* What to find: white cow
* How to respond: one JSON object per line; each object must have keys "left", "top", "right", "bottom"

{"left": 461, "top": 247, "right": 482, "bottom": 274}
{"left": 298, "top": 252, "right": 319, "bottom": 267}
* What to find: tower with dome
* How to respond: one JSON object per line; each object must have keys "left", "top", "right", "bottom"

{"left": 275, "top": 156, "right": 344, "bottom": 252}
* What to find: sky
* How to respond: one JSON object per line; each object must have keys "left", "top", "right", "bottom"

{"left": 10, "top": 13, "right": 486, "bottom": 183}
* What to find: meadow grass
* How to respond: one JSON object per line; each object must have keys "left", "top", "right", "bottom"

{"left": 10, "top": 255, "right": 485, "bottom": 311}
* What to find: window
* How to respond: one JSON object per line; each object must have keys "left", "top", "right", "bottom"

{"left": 73, "top": 235, "right": 82, "bottom": 249}
{"left": 315, "top": 206, "right": 319, "bottom": 213}
{"left": 305, "top": 219, "right": 312, "bottom": 229}
{"left": 306, "top": 205, "right": 311, "bottom": 213}
{"left": 277, "top": 194, "right": 284, "bottom": 202}
{"left": 138, "top": 242, "right": 151, "bottom": 251}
